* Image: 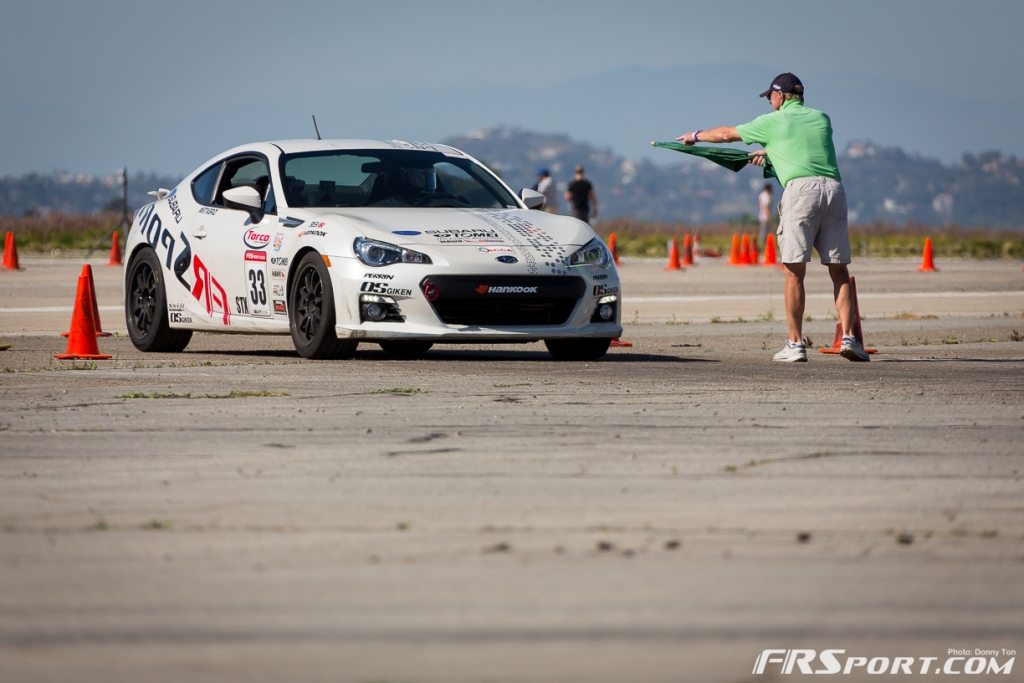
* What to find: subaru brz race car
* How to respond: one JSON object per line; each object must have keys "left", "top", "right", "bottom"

{"left": 124, "top": 139, "right": 621, "bottom": 360}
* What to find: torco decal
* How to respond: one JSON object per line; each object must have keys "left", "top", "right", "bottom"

{"left": 244, "top": 229, "right": 272, "bottom": 249}
{"left": 360, "top": 281, "right": 412, "bottom": 296}
{"left": 475, "top": 285, "right": 538, "bottom": 295}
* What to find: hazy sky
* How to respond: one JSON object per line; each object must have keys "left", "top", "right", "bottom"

{"left": 1, "top": 0, "right": 1021, "bottom": 176}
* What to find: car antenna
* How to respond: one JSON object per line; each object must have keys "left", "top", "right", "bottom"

{"left": 311, "top": 114, "right": 322, "bottom": 140}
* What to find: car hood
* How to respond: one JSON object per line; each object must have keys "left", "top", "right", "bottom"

{"left": 298, "top": 207, "right": 596, "bottom": 249}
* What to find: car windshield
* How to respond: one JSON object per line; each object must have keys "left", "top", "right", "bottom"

{"left": 280, "top": 149, "right": 519, "bottom": 209}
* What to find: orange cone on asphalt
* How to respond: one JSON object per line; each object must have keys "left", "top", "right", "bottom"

{"left": 664, "top": 238, "right": 682, "bottom": 271}
{"left": 762, "top": 233, "right": 778, "bottom": 266}
{"left": 610, "top": 337, "right": 633, "bottom": 348}
{"left": 681, "top": 233, "right": 694, "bottom": 266}
{"left": 918, "top": 237, "right": 938, "bottom": 272}
{"left": 62, "top": 264, "right": 112, "bottom": 338}
{"left": 819, "top": 276, "right": 877, "bottom": 355}
{"left": 3, "top": 231, "right": 21, "bottom": 271}
{"left": 748, "top": 234, "right": 759, "bottom": 264}
{"left": 55, "top": 266, "right": 112, "bottom": 360}
{"left": 739, "top": 234, "right": 752, "bottom": 265}
{"left": 107, "top": 230, "right": 123, "bottom": 267}
{"left": 728, "top": 234, "right": 741, "bottom": 265}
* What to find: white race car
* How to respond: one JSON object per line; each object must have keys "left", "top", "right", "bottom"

{"left": 124, "top": 139, "right": 621, "bottom": 360}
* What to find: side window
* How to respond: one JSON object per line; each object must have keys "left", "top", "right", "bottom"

{"left": 191, "top": 164, "right": 222, "bottom": 205}
{"left": 213, "top": 157, "right": 271, "bottom": 208}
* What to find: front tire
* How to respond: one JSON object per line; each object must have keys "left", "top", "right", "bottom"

{"left": 544, "top": 337, "right": 612, "bottom": 361}
{"left": 289, "top": 252, "right": 356, "bottom": 359}
{"left": 125, "top": 247, "right": 192, "bottom": 352}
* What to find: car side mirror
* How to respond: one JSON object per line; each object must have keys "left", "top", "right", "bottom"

{"left": 222, "top": 185, "right": 265, "bottom": 223}
{"left": 520, "top": 188, "right": 545, "bottom": 210}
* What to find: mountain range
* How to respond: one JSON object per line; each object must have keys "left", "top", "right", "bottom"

{"left": 1, "top": 127, "right": 1021, "bottom": 228}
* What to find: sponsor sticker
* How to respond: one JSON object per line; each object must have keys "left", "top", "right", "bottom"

{"left": 243, "top": 228, "right": 272, "bottom": 249}
{"left": 244, "top": 250, "right": 267, "bottom": 262}
{"left": 752, "top": 648, "right": 1016, "bottom": 676}
{"left": 273, "top": 299, "right": 287, "bottom": 314}
{"left": 474, "top": 285, "right": 538, "bottom": 295}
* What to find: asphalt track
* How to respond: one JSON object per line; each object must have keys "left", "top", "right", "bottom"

{"left": 1, "top": 256, "right": 1023, "bottom": 682}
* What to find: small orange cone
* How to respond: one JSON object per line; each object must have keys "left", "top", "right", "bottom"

{"left": 62, "top": 264, "right": 112, "bottom": 337}
{"left": 918, "top": 237, "right": 938, "bottom": 272}
{"left": 819, "top": 276, "right": 877, "bottom": 355}
{"left": 748, "top": 234, "right": 759, "bottom": 264}
{"left": 3, "top": 231, "right": 21, "bottom": 271}
{"left": 738, "top": 234, "right": 752, "bottom": 266}
{"left": 762, "top": 233, "right": 778, "bottom": 266}
{"left": 680, "top": 233, "right": 694, "bottom": 266}
{"left": 610, "top": 337, "right": 633, "bottom": 348}
{"left": 107, "top": 230, "right": 123, "bottom": 267}
{"left": 728, "top": 234, "right": 741, "bottom": 265}
{"left": 55, "top": 267, "right": 112, "bottom": 360}
{"left": 664, "top": 238, "right": 682, "bottom": 271}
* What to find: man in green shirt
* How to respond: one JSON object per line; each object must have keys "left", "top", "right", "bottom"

{"left": 677, "top": 72, "right": 869, "bottom": 362}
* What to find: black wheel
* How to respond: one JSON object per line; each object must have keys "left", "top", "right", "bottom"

{"left": 125, "top": 248, "right": 192, "bottom": 352}
{"left": 378, "top": 340, "right": 433, "bottom": 359}
{"left": 289, "top": 252, "right": 356, "bottom": 359}
{"left": 544, "top": 338, "right": 612, "bottom": 361}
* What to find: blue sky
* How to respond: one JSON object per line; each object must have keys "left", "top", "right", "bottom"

{"left": 1, "top": 0, "right": 1021, "bottom": 176}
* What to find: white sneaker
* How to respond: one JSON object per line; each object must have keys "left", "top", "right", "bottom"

{"left": 773, "top": 341, "right": 807, "bottom": 362}
{"left": 840, "top": 336, "right": 870, "bottom": 362}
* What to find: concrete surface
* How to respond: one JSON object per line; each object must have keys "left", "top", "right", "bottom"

{"left": 1, "top": 256, "right": 1022, "bottom": 682}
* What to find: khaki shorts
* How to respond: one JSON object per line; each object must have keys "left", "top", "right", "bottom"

{"left": 777, "top": 176, "right": 850, "bottom": 264}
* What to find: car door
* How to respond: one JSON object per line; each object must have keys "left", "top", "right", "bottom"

{"left": 188, "top": 155, "right": 276, "bottom": 326}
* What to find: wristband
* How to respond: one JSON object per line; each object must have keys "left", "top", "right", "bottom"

{"left": 691, "top": 129, "right": 702, "bottom": 144}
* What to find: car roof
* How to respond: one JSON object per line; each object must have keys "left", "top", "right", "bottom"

{"left": 221, "top": 139, "right": 468, "bottom": 156}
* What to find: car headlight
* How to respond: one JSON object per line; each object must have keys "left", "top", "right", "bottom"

{"left": 568, "top": 238, "right": 611, "bottom": 268}
{"left": 354, "top": 237, "right": 432, "bottom": 267}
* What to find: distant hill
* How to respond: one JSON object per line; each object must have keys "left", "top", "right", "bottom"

{"left": 1, "top": 128, "right": 1022, "bottom": 228}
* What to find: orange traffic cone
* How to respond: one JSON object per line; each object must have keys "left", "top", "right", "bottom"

{"left": 107, "top": 230, "right": 123, "bottom": 266}
{"left": 819, "top": 276, "right": 877, "bottom": 355}
{"left": 680, "top": 233, "right": 694, "bottom": 266}
{"left": 728, "top": 234, "right": 741, "bottom": 265}
{"left": 738, "top": 234, "right": 752, "bottom": 265}
{"left": 918, "top": 237, "right": 938, "bottom": 272}
{"left": 664, "top": 238, "right": 682, "bottom": 271}
{"left": 762, "top": 233, "right": 778, "bottom": 266}
{"left": 62, "top": 264, "right": 112, "bottom": 337}
{"left": 610, "top": 337, "right": 633, "bottom": 348}
{"left": 3, "top": 231, "right": 21, "bottom": 271}
{"left": 748, "top": 234, "right": 759, "bottom": 264}
{"left": 55, "top": 267, "right": 112, "bottom": 360}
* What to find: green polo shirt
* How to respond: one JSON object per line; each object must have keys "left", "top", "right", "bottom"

{"left": 735, "top": 99, "right": 841, "bottom": 187}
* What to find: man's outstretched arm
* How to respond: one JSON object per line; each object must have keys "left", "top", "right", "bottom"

{"left": 675, "top": 126, "right": 742, "bottom": 145}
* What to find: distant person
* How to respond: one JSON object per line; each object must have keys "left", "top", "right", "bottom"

{"left": 536, "top": 168, "right": 560, "bottom": 213}
{"left": 565, "top": 165, "right": 597, "bottom": 223}
{"left": 757, "top": 182, "right": 774, "bottom": 249}
{"left": 677, "top": 72, "right": 869, "bottom": 363}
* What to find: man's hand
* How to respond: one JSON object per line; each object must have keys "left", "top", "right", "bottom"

{"left": 748, "top": 150, "right": 767, "bottom": 166}
{"left": 676, "top": 132, "right": 698, "bottom": 146}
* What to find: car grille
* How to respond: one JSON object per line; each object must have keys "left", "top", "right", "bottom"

{"left": 421, "top": 276, "right": 585, "bottom": 326}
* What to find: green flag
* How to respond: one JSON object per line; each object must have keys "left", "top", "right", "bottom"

{"left": 651, "top": 140, "right": 777, "bottom": 180}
